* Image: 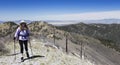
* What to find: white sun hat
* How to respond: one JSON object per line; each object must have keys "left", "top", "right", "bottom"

{"left": 20, "top": 20, "right": 26, "bottom": 24}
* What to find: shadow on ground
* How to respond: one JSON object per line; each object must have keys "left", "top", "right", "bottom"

{"left": 23, "top": 55, "right": 45, "bottom": 61}
{"left": 5, "top": 52, "right": 20, "bottom": 56}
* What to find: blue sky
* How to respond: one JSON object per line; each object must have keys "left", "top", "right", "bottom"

{"left": 0, "top": 0, "right": 120, "bottom": 21}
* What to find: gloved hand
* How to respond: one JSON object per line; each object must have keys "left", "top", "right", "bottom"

{"left": 13, "top": 37, "right": 16, "bottom": 40}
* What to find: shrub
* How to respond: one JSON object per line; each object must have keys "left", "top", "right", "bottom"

{"left": 0, "top": 41, "right": 9, "bottom": 56}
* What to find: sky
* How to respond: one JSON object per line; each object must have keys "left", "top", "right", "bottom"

{"left": 0, "top": 0, "right": 120, "bottom": 22}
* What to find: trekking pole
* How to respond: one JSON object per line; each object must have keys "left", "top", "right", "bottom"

{"left": 14, "top": 39, "right": 16, "bottom": 60}
{"left": 29, "top": 38, "right": 33, "bottom": 56}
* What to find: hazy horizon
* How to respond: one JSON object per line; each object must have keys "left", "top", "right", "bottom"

{"left": 1, "top": 19, "right": 120, "bottom": 25}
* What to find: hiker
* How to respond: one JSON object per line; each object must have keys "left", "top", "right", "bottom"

{"left": 14, "top": 20, "right": 30, "bottom": 61}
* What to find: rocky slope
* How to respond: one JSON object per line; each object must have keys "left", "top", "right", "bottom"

{"left": 0, "top": 22, "right": 17, "bottom": 55}
{"left": 0, "top": 39, "right": 95, "bottom": 65}
{"left": 0, "top": 21, "right": 17, "bottom": 37}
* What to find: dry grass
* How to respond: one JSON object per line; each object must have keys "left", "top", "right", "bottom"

{"left": 0, "top": 41, "right": 9, "bottom": 56}
{"left": 0, "top": 39, "right": 95, "bottom": 65}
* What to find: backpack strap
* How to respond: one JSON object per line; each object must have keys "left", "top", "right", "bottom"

{"left": 26, "top": 30, "right": 29, "bottom": 36}
{"left": 17, "top": 29, "right": 21, "bottom": 37}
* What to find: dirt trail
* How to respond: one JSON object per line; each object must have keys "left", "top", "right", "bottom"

{"left": 0, "top": 39, "right": 94, "bottom": 65}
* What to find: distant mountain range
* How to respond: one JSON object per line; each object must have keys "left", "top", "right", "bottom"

{"left": 1, "top": 19, "right": 120, "bottom": 25}
{"left": 46, "top": 19, "right": 120, "bottom": 25}
{"left": 14, "top": 20, "right": 32, "bottom": 24}
{"left": 0, "top": 21, "right": 3, "bottom": 23}
{"left": 83, "top": 19, "right": 120, "bottom": 24}
{"left": 0, "top": 20, "right": 32, "bottom": 24}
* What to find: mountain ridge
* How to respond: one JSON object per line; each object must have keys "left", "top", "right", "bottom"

{"left": 57, "top": 22, "right": 120, "bottom": 51}
{"left": 1, "top": 21, "right": 120, "bottom": 65}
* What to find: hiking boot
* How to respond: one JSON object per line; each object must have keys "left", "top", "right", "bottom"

{"left": 26, "top": 52, "right": 30, "bottom": 58}
{"left": 21, "top": 57, "right": 24, "bottom": 62}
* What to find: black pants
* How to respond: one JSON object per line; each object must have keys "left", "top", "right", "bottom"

{"left": 19, "top": 40, "right": 28, "bottom": 53}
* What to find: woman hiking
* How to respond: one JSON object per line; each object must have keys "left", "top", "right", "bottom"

{"left": 14, "top": 20, "right": 30, "bottom": 62}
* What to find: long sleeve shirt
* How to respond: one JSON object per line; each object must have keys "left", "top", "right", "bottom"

{"left": 14, "top": 27, "right": 30, "bottom": 41}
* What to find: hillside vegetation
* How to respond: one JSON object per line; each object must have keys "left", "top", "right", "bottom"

{"left": 56, "top": 23, "right": 120, "bottom": 52}
{"left": 0, "top": 22, "right": 17, "bottom": 37}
